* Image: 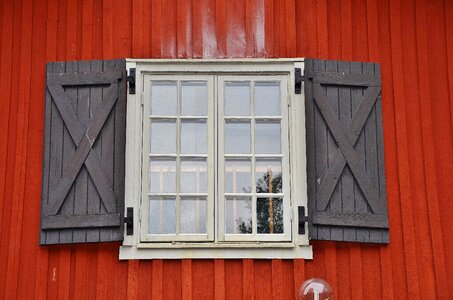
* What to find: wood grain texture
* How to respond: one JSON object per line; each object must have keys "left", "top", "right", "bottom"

{"left": 0, "top": 0, "right": 452, "bottom": 298}
{"left": 40, "top": 59, "right": 126, "bottom": 244}
{"left": 305, "top": 58, "right": 389, "bottom": 243}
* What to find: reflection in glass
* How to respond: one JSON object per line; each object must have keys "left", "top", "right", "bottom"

{"left": 225, "top": 121, "right": 251, "bottom": 154}
{"left": 181, "top": 120, "right": 207, "bottom": 154}
{"left": 255, "top": 159, "right": 282, "bottom": 193}
{"left": 150, "top": 120, "right": 176, "bottom": 154}
{"left": 181, "top": 197, "right": 207, "bottom": 233}
{"left": 150, "top": 81, "right": 177, "bottom": 115}
{"left": 180, "top": 159, "right": 208, "bottom": 193}
{"left": 255, "top": 82, "right": 281, "bottom": 116}
{"left": 224, "top": 82, "right": 251, "bottom": 116}
{"left": 225, "top": 197, "right": 252, "bottom": 234}
{"left": 181, "top": 82, "right": 208, "bottom": 116}
{"left": 149, "top": 197, "right": 176, "bottom": 234}
{"left": 257, "top": 197, "right": 283, "bottom": 234}
{"left": 255, "top": 121, "right": 281, "bottom": 154}
{"left": 225, "top": 159, "right": 252, "bottom": 193}
{"left": 149, "top": 159, "right": 177, "bottom": 193}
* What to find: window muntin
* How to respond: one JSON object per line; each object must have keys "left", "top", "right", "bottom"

{"left": 218, "top": 76, "right": 291, "bottom": 242}
{"left": 141, "top": 75, "right": 215, "bottom": 242}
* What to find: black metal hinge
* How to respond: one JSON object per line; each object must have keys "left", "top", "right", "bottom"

{"left": 127, "top": 68, "right": 136, "bottom": 95}
{"left": 295, "top": 68, "right": 303, "bottom": 94}
{"left": 124, "top": 207, "right": 134, "bottom": 235}
{"left": 298, "top": 206, "right": 309, "bottom": 234}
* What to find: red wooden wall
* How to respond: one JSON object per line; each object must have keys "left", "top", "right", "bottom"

{"left": 0, "top": 0, "right": 452, "bottom": 298}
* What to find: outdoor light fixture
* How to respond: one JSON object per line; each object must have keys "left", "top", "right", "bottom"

{"left": 299, "top": 278, "right": 334, "bottom": 300}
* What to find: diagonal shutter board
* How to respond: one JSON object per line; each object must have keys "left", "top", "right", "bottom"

{"left": 40, "top": 59, "right": 126, "bottom": 245}
{"left": 304, "top": 58, "right": 389, "bottom": 244}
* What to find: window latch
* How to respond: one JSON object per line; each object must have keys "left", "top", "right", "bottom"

{"left": 127, "top": 68, "right": 136, "bottom": 95}
{"left": 295, "top": 68, "right": 303, "bottom": 94}
{"left": 298, "top": 206, "right": 309, "bottom": 234}
{"left": 124, "top": 207, "right": 134, "bottom": 235}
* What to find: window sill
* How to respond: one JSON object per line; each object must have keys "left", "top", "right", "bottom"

{"left": 119, "top": 244, "right": 313, "bottom": 259}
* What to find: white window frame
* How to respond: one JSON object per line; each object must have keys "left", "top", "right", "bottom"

{"left": 120, "top": 59, "right": 312, "bottom": 259}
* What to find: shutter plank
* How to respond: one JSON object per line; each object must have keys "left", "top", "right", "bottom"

{"left": 40, "top": 59, "right": 126, "bottom": 245}
{"left": 113, "top": 59, "right": 127, "bottom": 241}
{"left": 59, "top": 61, "right": 78, "bottom": 244}
{"left": 46, "top": 62, "right": 65, "bottom": 244}
{"left": 313, "top": 59, "right": 330, "bottom": 241}
{"left": 338, "top": 60, "right": 355, "bottom": 242}
{"left": 305, "top": 58, "right": 389, "bottom": 244}
{"left": 86, "top": 60, "right": 103, "bottom": 242}
{"left": 326, "top": 60, "right": 343, "bottom": 242}
{"left": 100, "top": 59, "right": 118, "bottom": 242}
{"left": 73, "top": 60, "right": 91, "bottom": 243}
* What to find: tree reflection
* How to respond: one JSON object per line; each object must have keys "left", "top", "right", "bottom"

{"left": 235, "top": 170, "right": 283, "bottom": 234}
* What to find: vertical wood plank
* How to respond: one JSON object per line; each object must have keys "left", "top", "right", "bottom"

{"left": 181, "top": 260, "right": 192, "bottom": 300}
{"left": 99, "top": 60, "right": 116, "bottom": 241}
{"left": 59, "top": 61, "right": 77, "bottom": 244}
{"left": 271, "top": 259, "right": 282, "bottom": 300}
{"left": 127, "top": 260, "right": 140, "bottom": 300}
{"left": 375, "top": 0, "right": 408, "bottom": 296}
{"left": 86, "top": 60, "right": 102, "bottom": 242}
{"left": 313, "top": 59, "right": 329, "bottom": 240}
{"left": 225, "top": 260, "right": 243, "bottom": 299}
{"left": 415, "top": 0, "right": 449, "bottom": 296}
{"left": 113, "top": 59, "right": 126, "bottom": 241}
{"left": 152, "top": 259, "right": 163, "bottom": 300}
{"left": 293, "top": 259, "right": 305, "bottom": 300}
{"left": 3, "top": 0, "right": 33, "bottom": 296}
{"left": 254, "top": 260, "right": 272, "bottom": 300}
{"left": 214, "top": 259, "right": 225, "bottom": 300}
{"left": 242, "top": 259, "right": 254, "bottom": 300}
{"left": 151, "top": 0, "right": 161, "bottom": 57}
{"left": 389, "top": 0, "right": 421, "bottom": 297}
{"left": 215, "top": 0, "right": 226, "bottom": 57}
{"left": 17, "top": 0, "right": 47, "bottom": 297}
{"left": 138, "top": 261, "right": 153, "bottom": 299}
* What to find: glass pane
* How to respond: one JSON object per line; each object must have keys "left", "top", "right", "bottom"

{"left": 225, "top": 159, "right": 252, "bottom": 193}
{"left": 225, "top": 121, "right": 251, "bottom": 154}
{"left": 255, "top": 159, "right": 282, "bottom": 193}
{"left": 150, "top": 120, "right": 176, "bottom": 154}
{"left": 257, "top": 197, "right": 283, "bottom": 234}
{"left": 225, "top": 197, "right": 252, "bottom": 234}
{"left": 180, "top": 159, "right": 208, "bottom": 193}
{"left": 181, "top": 82, "right": 208, "bottom": 116}
{"left": 180, "top": 197, "right": 207, "bottom": 234}
{"left": 181, "top": 120, "right": 207, "bottom": 154}
{"left": 150, "top": 81, "right": 177, "bottom": 115}
{"left": 255, "top": 82, "right": 281, "bottom": 116}
{"left": 149, "top": 197, "right": 176, "bottom": 234}
{"left": 149, "top": 159, "right": 177, "bottom": 193}
{"left": 224, "top": 82, "right": 250, "bottom": 116}
{"left": 255, "top": 121, "right": 281, "bottom": 154}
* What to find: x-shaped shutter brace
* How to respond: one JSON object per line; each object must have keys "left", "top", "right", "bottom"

{"left": 310, "top": 71, "right": 388, "bottom": 229}
{"left": 42, "top": 72, "right": 122, "bottom": 229}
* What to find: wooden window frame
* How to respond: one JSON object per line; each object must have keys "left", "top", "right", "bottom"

{"left": 120, "top": 59, "right": 312, "bottom": 259}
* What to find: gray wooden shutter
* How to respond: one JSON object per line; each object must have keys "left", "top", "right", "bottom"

{"left": 40, "top": 59, "right": 126, "bottom": 245}
{"left": 304, "top": 58, "right": 389, "bottom": 243}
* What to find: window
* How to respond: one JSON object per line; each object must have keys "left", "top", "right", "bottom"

{"left": 121, "top": 59, "right": 312, "bottom": 259}
{"left": 39, "top": 58, "right": 389, "bottom": 258}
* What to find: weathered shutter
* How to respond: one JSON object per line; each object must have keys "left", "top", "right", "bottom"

{"left": 304, "top": 58, "right": 389, "bottom": 243}
{"left": 40, "top": 59, "right": 126, "bottom": 245}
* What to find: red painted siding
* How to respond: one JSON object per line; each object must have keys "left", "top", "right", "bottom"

{"left": 0, "top": 0, "right": 452, "bottom": 298}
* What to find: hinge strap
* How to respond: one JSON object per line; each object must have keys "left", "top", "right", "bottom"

{"left": 124, "top": 207, "right": 134, "bottom": 235}
{"left": 127, "top": 68, "right": 136, "bottom": 95}
{"left": 295, "top": 68, "right": 303, "bottom": 94}
{"left": 298, "top": 206, "right": 309, "bottom": 234}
